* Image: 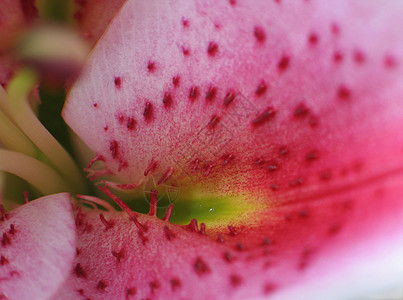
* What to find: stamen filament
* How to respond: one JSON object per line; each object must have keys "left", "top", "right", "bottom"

{"left": 0, "top": 84, "right": 12, "bottom": 119}
{"left": 6, "top": 70, "right": 88, "bottom": 193}
{"left": 76, "top": 194, "right": 114, "bottom": 211}
{"left": 0, "top": 109, "right": 37, "bottom": 156}
{"left": 0, "top": 149, "right": 74, "bottom": 195}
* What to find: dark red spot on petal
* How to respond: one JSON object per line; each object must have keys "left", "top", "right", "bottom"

{"left": 252, "top": 107, "right": 276, "bottom": 126}
{"left": 278, "top": 56, "right": 290, "bottom": 71}
{"left": 97, "top": 280, "right": 107, "bottom": 291}
{"left": 163, "top": 92, "right": 173, "bottom": 107}
{"left": 126, "top": 117, "right": 136, "bottom": 131}
{"left": 208, "top": 114, "right": 220, "bottom": 130}
{"left": 267, "top": 160, "right": 279, "bottom": 172}
{"left": 149, "top": 280, "right": 160, "bottom": 293}
{"left": 235, "top": 243, "right": 245, "bottom": 251}
{"left": 333, "top": 50, "right": 343, "bottom": 63}
{"left": 279, "top": 146, "right": 289, "bottom": 156}
{"left": 353, "top": 50, "right": 365, "bottom": 64}
{"left": 182, "top": 46, "right": 190, "bottom": 56}
{"left": 207, "top": 41, "right": 218, "bottom": 56}
{"left": 289, "top": 177, "right": 304, "bottom": 187}
{"left": 299, "top": 210, "right": 309, "bottom": 218}
{"left": 2, "top": 233, "right": 11, "bottom": 247}
{"left": 254, "top": 26, "right": 266, "bottom": 43}
{"left": 230, "top": 274, "right": 243, "bottom": 287}
{"left": 117, "top": 113, "right": 125, "bottom": 124}
{"left": 114, "top": 76, "right": 121, "bottom": 89}
{"left": 264, "top": 283, "right": 277, "bottom": 295}
{"left": 205, "top": 86, "right": 217, "bottom": 101}
{"left": 262, "top": 238, "right": 273, "bottom": 246}
{"left": 294, "top": 103, "right": 309, "bottom": 117}
{"left": 384, "top": 54, "right": 398, "bottom": 68}
{"left": 74, "top": 263, "right": 87, "bottom": 279}
{"left": 182, "top": 18, "right": 189, "bottom": 27}
{"left": 143, "top": 102, "right": 153, "bottom": 121}
{"left": 255, "top": 80, "right": 267, "bottom": 96}
{"left": 170, "top": 278, "right": 181, "bottom": 291}
{"left": 337, "top": 85, "right": 351, "bottom": 100}
{"left": 320, "top": 169, "right": 332, "bottom": 181}
{"left": 194, "top": 257, "right": 210, "bottom": 275}
{"left": 109, "top": 140, "right": 119, "bottom": 159}
{"left": 172, "top": 76, "right": 180, "bottom": 87}
{"left": 328, "top": 224, "right": 342, "bottom": 236}
{"left": 309, "top": 115, "right": 319, "bottom": 127}
{"left": 306, "top": 150, "right": 319, "bottom": 161}
{"left": 9, "top": 224, "right": 16, "bottom": 235}
{"left": 126, "top": 287, "right": 137, "bottom": 298}
{"left": 331, "top": 23, "right": 340, "bottom": 35}
{"left": 224, "top": 90, "right": 236, "bottom": 106}
{"left": 147, "top": 61, "right": 156, "bottom": 72}
{"left": 189, "top": 86, "right": 199, "bottom": 100}
{"left": 223, "top": 251, "right": 234, "bottom": 263}
{"left": 164, "top": 225, "right": 176, "bottom": 240}
{"left": 308, "top": 32, "right": 319, "bottom": 45}
{"left": 0, "top": 255, "right": 9, "bottom": 265}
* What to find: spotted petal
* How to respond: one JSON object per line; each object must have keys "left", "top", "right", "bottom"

{"left": 63, "top": 0, "right": 403, "bottom": 298}
{"left": 0, "top": 193, "right": 76, "bottom": 300}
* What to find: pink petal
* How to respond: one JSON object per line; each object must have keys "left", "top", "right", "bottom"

{"left": 64, "top": 0, "right": 403, "bottom": 200}
{"left": 63, "top": 0, "right": 403, "bottom": 298}
{"left": 0, "top": 0, "right": 37, "bottom": 86}
{"left": 0, "top": 193, "right": 76, "bottom": 300}
{"left": 74, "top": 0, "right": 127, "bottom": 46}
{"left": 54, "top": 179, "right": 403, "bottom": 299}
{"left": 0, "top": 0, "right": 37, "bottom": 49}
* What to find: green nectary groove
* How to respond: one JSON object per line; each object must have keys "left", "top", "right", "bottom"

{"left": 114, "top": 187, "right": 256, "bottom": 226}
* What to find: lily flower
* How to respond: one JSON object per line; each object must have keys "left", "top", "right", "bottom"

{"left": 1, "top": 0, "right": 403, "bottom": 299}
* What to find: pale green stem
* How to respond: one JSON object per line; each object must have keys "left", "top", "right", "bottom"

{"left": 0, "top": 149, "right": 74, "bottom": 195}
{"left": 0, "top": 109, "right": 37, "bottom": 156}
{"left": 6, "top": 70, "right": 88, "bottom": 193}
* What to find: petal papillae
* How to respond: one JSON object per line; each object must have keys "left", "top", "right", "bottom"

{"left": 0, "top": 194, "right": 76, "bottom": 300}
{"left": 62, "top": 0, "right": 403, "bottom": 299}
